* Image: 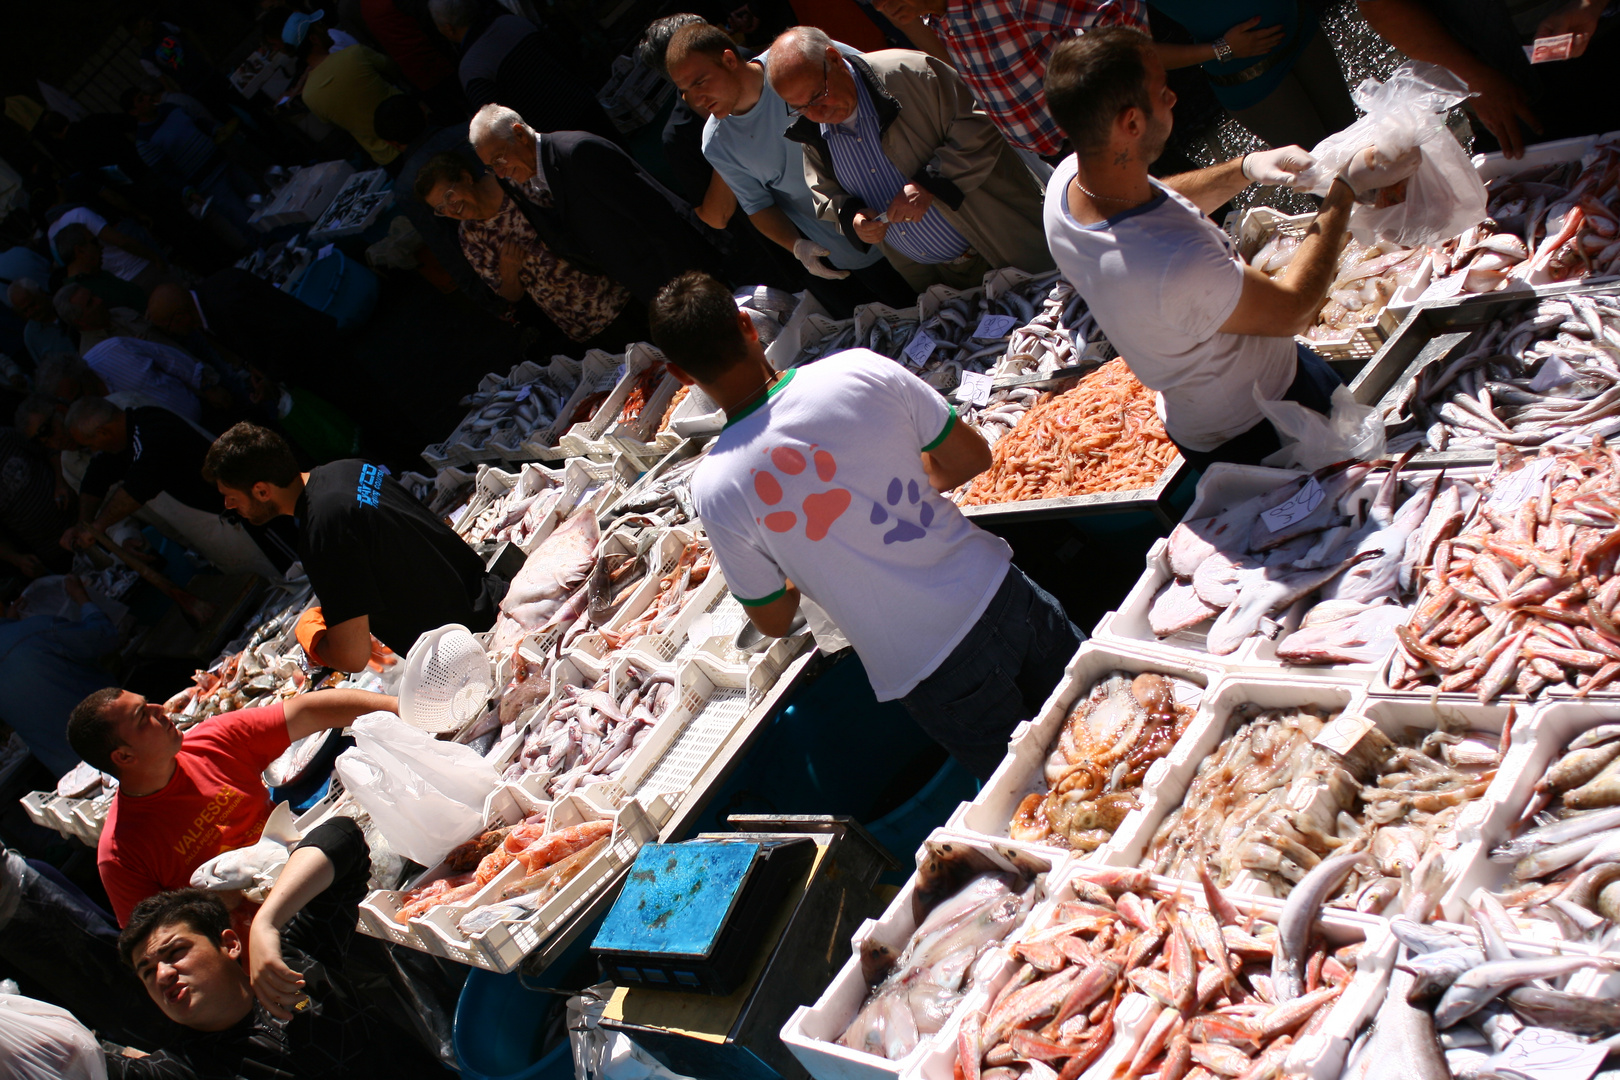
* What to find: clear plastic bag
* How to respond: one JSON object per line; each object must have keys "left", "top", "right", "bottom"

{"left": 1256, "top": 384, "right": 1386, "bottom": 471}
{"left": 333, "top": 712, "right": 500, "bottom": 867}
{"left": 1295, "top": 62, "right": 1487, "bottom": 247}
{"left": 0, "top": 994, "right": 107, "bottom": 1080}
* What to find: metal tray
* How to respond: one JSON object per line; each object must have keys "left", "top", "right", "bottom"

{"left": 959, "top": 454, "right": 1189, "bottom": 527}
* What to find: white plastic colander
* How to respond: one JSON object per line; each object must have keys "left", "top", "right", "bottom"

{"left": 396, "top": 624, "right": 494, "bottom": 734}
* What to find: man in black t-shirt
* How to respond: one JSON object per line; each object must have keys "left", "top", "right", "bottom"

{"left": 204, "top": 422, "right": 500, "bottom": 670}
{"left": 105, "top": 817, "right": 455, "bottom": 1079}
{"left": 63, "top": 399, "right": 287, "bottom": 580}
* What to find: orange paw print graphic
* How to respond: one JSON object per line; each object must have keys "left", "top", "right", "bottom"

{"left": 752, "top": 445, "right": 850, "bottom": 541}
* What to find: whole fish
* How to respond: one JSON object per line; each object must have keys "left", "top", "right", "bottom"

{"left": 1432, "top": 955, "right": 1613, "bottom": 1027}
{"left": 497, "top": 508, "right": 600, "bottom": 635}
{"left": 1340, "top": 968, "right": 1450, "bottom": 1080}
{"left": 190, "top": 801, "right": 301, "bottom": 897}
{"left": 1272, "top": 847, "right": 1365, "bottom": 1001}
{"left": 1504, "top": 986, "right": 1620, "bottom": 1036}
{"left": 1205, "top": 550, "right": 1380, "bottom": 655}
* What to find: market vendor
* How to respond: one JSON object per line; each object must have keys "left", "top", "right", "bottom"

{"left": 66, "top": 685, "right": 397, "bottom": 926}
{"left": 1041, "top": 27, "right": 1421, "bottom": 470}
{"left": 63, "top": 397, "right": 286, "bottom": 581}
{"left": 204, "top": 422, "right": 504, "bottom": 669}
{"left": 648, "top": 271, "right": 1083, "bottom": 778}
{"left": 106, "top": 817, "right": 454, "bottom": 1078}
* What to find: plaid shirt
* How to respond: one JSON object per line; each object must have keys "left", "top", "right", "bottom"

{"left": 929, "top": 0, "right": 1148, "bottom": 156}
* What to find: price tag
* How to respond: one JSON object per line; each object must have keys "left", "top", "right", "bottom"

{"left": 955, "top": 371, "right": 994, "bottom": 406}
{"left": 1313, "top": 712, "right": 1377, "bottom": 756}
{"left": 974, "top": 314, "right": 1018, "bottom": 340}
{"left": 615, "top": 364, "right": 627, "bottom": 383}
{"left": 1530, "top": 356, "right": 1578, "bottom": 392}
{"left": 1530, "top": 33, "right": 1575, "bottom": 63}
{"left": 448, "top": 504, "right": 468, "bottom": 526}
{"left": 903, "top": 329, "right": 937, "bottom": 367}
{"left": 1488, "top": 456, "right": 1556, "bottom": 509}
{"left": 317, "top": 243, "right": 335, "bottom": 261}
{"left": 1494, "top": 1028, "right": 1605, "bottom": 1080}
{"left": 1259, "top": 477, "right": 1325, "bottom": 532}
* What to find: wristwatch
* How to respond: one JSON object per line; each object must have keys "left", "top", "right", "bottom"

{"left": 1212, "top": 36, "right": 1234, "bottom": 63}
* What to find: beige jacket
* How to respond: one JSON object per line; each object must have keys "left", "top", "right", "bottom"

{"left": 785, "top": 50, "right": 1054, "bottom": 281}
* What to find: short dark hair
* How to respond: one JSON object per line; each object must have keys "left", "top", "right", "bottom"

{"left": 637, "top": 13, "right": 705, "bottom": 78}
{"left": 373, "top": 95, "right": 427, "bottom": 145}
{"left": 1045, "top": 27, "right": 1155, "bottom": 157}
{"left": 204, "top": 422, "right": 300, "bottom": 490}
{"left": 54, "top": 222, "right": 98, "bottom": 264}
{"left": 119, "top": 889, "right": 231, "bottom": 969}
{"left": 649, "top": 272, "right": 748, "bottom": 381}
{"left": 68, "top": 687, "right": 126, "bottom": 777}
{"left": 413, "top": 151, "right": 474, "bottom": 203}
{"left": 666, "top": 22, "right": 737, "bottom": 69}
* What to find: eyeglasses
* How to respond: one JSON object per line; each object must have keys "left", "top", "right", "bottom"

{"left": 786, "top": 58, "right": 832, "bottom": 117}
{"left": 429, "top": 183, "right": 469, "bottom": 218}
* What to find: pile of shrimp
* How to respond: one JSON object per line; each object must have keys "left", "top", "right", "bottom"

{"left": 957, "top": 359, "right": 1178, "bottom": 506}
{"left": 598, "top": 536, "right": 713, "bottom": 650}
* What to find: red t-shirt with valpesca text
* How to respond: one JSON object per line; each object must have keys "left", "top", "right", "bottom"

{"left": 98, "top": 704, "right": 290, "bottom": 926}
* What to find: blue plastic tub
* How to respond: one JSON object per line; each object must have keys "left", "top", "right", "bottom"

{"left": 454, "top": 969, "right": 571, "bottom": 1080}
{"left": 290, "top": 248, "right": 379, "bottom": 330}
{"left": 863, "top": 756, "right": 979, "bottom": 870}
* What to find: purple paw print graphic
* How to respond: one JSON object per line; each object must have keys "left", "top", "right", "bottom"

{"left": 869, "top": 477, "right": 934, "bottom": 544}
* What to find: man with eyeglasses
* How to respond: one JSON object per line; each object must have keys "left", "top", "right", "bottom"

{"left": 466, "top": 103, "right": 727, "bottom": 306}
{"left": 768, "top": 26, "right": 1054, "bottom": 292}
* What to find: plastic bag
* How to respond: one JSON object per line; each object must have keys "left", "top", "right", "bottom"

{"left": 1295, "top": 62, "right": 1487, "bottom": 247}
{"left": 0, "top": 994, "right": 108, "bottom": 1080}
{"left": 1256, "top": 384, "right": 1386, "bottom": 471}
{"left": 333, "top": 712, "right": 500, "bottom": 867}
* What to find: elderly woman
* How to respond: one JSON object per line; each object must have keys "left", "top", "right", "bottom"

{"left": 412, "top": 152, "right": 642, "bottom": 347}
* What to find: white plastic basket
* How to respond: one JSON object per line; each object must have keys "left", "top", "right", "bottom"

{"left": 397, "top": 624, "right": 495, "bottom": 735}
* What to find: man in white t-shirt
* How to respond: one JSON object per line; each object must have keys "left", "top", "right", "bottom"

{"left": 649, "top": 272, "right": 1083, "bottom": 777}
{"left": 1040, "top": 27, "right": 1421, "bottom": 470}
{"left": 47, "top": 207, "right": 168, "bottom": 296}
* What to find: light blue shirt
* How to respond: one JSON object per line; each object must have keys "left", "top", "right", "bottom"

{"left": 701, "top": 55, "right": 882, "bottom": 271}
{"left": 0, "top": 246, "right": 50, "bottom": 305}
{"left": 0, "top": 604, "right": 119, "bottom": 777}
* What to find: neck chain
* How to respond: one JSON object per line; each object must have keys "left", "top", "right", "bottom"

{"left": 1072, "top": 173, "right": 1139, "bottom": 206}
{"left": 727, "top": 370, "right": 780, "bottom": 418}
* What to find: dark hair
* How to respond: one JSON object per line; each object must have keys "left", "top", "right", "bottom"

{"left": 119, "top": 889, "right": 232, "bottom": 969}
{"left": 68, "top": 687, "right": 127, "bottom": 777}
{"left": 649, "top": 272, "right": 748, "bottom": 381}
{"left": 413, "top": 151, "right": 474, "bottom": 203}
{"left": 666, "top": 22, "right": 737, "bottom": 70}
{"left": 119, "top": 86, "right": 142, "bottom": 114}
{"left": 54, "top": 222, "right": 98, "bottom": 264}
{"left": 1044, "top": 27, "right": 1155, "bottom": 157}
{"left": 373, "top": 94, "right": 426, "bottom": 145}
{"left": 637, "top": 13, "right": 705, "bottom": 78}
{"left": 204, "top": 422, "right": 300, "bottom": 490}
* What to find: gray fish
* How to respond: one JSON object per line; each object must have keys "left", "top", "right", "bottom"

{"left": 1491, "top": 806, "right": 1620, "bottom": 863}
{"left": 1206, "top": 549, "right": 1380, "bottom": 656}
{"left": 1433, "top": 955, "right": 1614, "bottom": 1028}
{"left": 1505, "top": 986, "right": 1620, "bottom": 1036}
{"left": 1401, "top": 946, "right": 1487, "bottom": 1001}
{"left": 1272, "top": 846, "right": 1365, "bottom": 1001}
{"left": 1341, "top": 968, "right": 1451, "bottom": 1080}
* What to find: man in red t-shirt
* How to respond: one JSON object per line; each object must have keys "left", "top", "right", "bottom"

{"left": 66, "top": 686, "right": 398, "bottom": 926}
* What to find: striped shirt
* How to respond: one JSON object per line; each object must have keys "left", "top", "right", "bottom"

{"left": 83, "top": 337, "right": 205, "bottom": 424}
{"left": 821, "top": 61, "right": 969, "bottom": 265}
{"left": 927, "top": 0, "right": 1147, "bottom": 155}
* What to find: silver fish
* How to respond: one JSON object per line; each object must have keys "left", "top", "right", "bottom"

{"left": 1272, "top": 847, "right": 1365, "bottom": 1001}
{"left": 1432, "top": 955, "right": 1614, "bottom": 1028}
{"left": 1341, "top": 968, "right": 1451, "bottom": 1080}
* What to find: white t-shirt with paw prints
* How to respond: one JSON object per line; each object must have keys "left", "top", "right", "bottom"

{"left": 690, "top": 350, "right": 1012, "bottom": 700}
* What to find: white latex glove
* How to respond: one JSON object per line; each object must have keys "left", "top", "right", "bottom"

{"left": 792, "top": 238, "right": 850, "bottom": 280}
{"left": 1241, "top": 145, "right": 1316, "bottom": 187}
{"left": 1338, "top": 144, "right": 1423, "bottom": 197}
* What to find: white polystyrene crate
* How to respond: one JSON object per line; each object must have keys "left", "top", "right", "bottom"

{"left": 411, "top": 793, "right": 661, "bottom": 972}
{"left": 943, "top": 638, "right": 1223, "bottom": 862}
{"left": 1433, "top": 698, "right": 1615, "bottom": 931}
{"left": 903, "top": 862, "right": 1386, "bottom": 1080}
{"left": 781, "top": 830, "right": 1058, "bottom": 1080}
{"left": 1472, "top": 130, "right": 1618, "bottom": 183}
{"left": 1094, "top": 461, "right": 1443, "bottom": 682}
{"left": 587, "top": 653, "right": 765, "bottom": 815}
{"left": 20, "top": 791, "right": 56, "bottom": 831}
{"left": 1123, "top": 675, "right": 1364, "bottom": 891}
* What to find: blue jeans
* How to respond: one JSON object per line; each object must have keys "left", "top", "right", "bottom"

{"left": 899, "top": 565, "right": 1085, "bottom": 780}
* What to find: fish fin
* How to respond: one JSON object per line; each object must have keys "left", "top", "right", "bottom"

{"left": 261, "top": 801, "right": 303, "bottom": 847}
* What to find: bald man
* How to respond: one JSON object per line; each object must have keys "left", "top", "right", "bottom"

{"left": 147, "top": 268, "right": 341, "bottom": 387}
{"left": 63, "top": 397, "right": 282, "bottom": 580}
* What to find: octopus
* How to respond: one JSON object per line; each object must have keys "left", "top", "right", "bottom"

{"left": 1010, "top": 671, "right": 1197, "bottom": 850}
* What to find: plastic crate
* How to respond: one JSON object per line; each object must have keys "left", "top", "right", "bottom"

{"left": 520, "top": 350, "right": 622, "bottom": 461}
{"left": 567, "top": 526, "right": 694, "bottom": 663}
{"left": 289, "top": 249, "right": 379, "bottom": 331}
{"left": 943, "top": 639, "right": 1223, "bottom": 860}
{"left": 779, "top": 830, "right": 1061, "bottom": 1080}
{"left": 618, "top": 562, "right": 729, "bottom": 672}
